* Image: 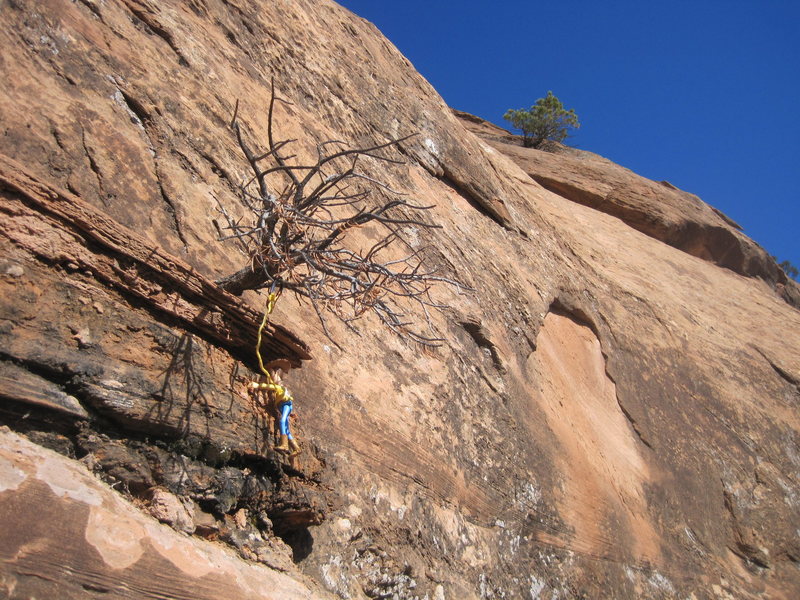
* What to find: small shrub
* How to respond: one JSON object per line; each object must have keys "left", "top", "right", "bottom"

{"left": 504, "top": 91, "right": 580, "bottom": 149}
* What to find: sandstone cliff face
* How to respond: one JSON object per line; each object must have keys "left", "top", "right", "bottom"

{"left": 453, "top": 109, "right": 799, "bottom": 304}
{"left": 2, "top": 1, "right": 800, "bottom": 599}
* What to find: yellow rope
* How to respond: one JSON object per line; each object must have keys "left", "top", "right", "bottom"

{"left": 249, "top": 289, "right": 296, "bottom": 457}
{"left": 255, "top": 291, "right": 279, "bottom": 385}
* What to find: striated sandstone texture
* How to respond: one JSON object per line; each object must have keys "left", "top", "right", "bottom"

{"left": 1, "top": 1, "right": 800, "bottom": 599}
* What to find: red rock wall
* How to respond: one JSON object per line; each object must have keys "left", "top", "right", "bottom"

{"left": 1, "top": 1, "right": 799, "bottom": 598}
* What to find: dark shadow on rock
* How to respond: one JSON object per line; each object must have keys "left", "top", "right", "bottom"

{"left": 149, "top": 331, "right": 213, "bottom": 436}
{"left": 277, "top": 526, "right": 314, "bottom": 563}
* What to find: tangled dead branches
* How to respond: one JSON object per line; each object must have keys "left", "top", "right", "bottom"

{"left": 215, "top": 81, "right": 461, "bottom": 345}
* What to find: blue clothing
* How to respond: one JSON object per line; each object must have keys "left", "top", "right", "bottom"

{"left": 278, "top": 400, "right": 293, "bottom": 439}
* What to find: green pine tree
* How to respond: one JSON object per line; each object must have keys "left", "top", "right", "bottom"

{"left": 504, "top": 91, "right": 580, "bottom": 148}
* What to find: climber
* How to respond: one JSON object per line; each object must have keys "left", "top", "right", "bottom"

{"left": 270, "top": 367, "right": 300, "bottom": 457}
{"left": 248, "top": 361, "right": 300, "bottom": 457}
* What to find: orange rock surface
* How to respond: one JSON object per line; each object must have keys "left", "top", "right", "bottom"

{"left": 1, "top": 1, "right": 799, "bottom": 598}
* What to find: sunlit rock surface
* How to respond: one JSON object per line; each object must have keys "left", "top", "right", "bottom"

{"left": 1, "top": 1, "right": 799, "bottom": 598}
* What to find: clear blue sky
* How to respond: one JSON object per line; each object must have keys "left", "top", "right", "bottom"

{"left": 338, "top": 0, "right": 799, "bottom": 274}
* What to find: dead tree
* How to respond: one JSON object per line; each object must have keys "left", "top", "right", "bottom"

{"left": 215, "top": 82, "right": 460, "bottom": 345}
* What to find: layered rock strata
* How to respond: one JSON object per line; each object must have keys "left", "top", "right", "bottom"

{"left": 1, "top": 1, "right": 799, "bottom": 599}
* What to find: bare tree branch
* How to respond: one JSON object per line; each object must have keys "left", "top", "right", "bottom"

{"left": 215, "top": 81, "right": 464, "bottom": 346}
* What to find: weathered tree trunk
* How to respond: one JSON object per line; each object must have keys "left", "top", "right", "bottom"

{"left": 216, "top": 264, "right": 271, "bottom": 296}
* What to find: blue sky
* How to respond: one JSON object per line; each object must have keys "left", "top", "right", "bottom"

{"left": 338, "top": 0, "right": 799, "bottom": 273}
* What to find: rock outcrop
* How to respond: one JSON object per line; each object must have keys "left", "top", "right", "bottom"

{"left": 453, "top": 109, "right": 798, "bottom": 302}
{"left": 0, "top": 427, "right": 332, "bottom": 599}
{"left": 2, "top": 1, "right": 799, "bottom": 599}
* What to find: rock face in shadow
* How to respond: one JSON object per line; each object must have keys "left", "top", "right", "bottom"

{"left": 1, "top": 1, "right": 800, "bottom": 599}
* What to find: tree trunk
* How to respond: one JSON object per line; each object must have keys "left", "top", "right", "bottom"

{"left": 217, "top": 264, "right": 272, "bottom": 296}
